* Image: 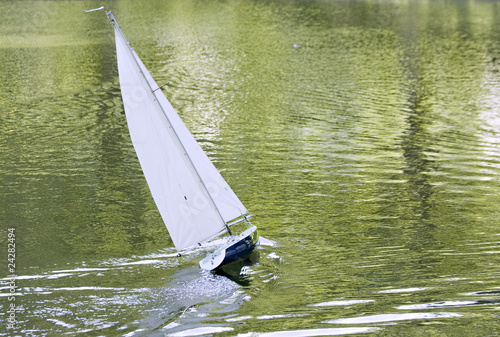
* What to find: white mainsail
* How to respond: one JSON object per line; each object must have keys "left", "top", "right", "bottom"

{"left": 109, "top": 12, "right": 249, "bottom": 251}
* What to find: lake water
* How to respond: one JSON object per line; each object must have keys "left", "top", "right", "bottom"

{"left": 1, "top": 0, "right": 500, "bottom": 336}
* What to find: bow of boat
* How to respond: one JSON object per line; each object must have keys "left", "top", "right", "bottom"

{"left": 199, "top": 225, "right": 259, "bottom": 271}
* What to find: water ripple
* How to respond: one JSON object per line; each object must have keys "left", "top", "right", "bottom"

{"left": 397, "top": 300, "right": 500, "bottom": 310}
{"left": 309, "top": 300, "right": 375, "bottom": 307}
{"left": 237, "top": 327, "right": 380, "bottom": 337}
{"left": 326, "top": 312, "right": 461, "bottom": 325}
{"left": 168, "top": 326, "right": 234, "bottom": 336}
{"left": 378, "top": 288, "right": 428, "bottom": 294}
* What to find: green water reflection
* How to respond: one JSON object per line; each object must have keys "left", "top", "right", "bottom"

{"left": 1, "top": 0, "right": 500, "bottom": 336}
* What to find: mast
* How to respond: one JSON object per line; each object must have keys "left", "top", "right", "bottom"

{"left": 106, "top": 11, "right": 234, "bottom": 237}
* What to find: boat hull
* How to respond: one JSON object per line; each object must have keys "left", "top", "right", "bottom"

{"left": 199, "top": 225, "right": 259, "bottom": 271}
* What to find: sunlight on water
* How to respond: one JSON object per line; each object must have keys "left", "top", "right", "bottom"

{"left": 397, "top": 301, "right": 489, "bottom": 310}
{"left": 237, "top": 327, "right": 381, "bottom": 337}
{"left": 309, "top": 300, "right": 375, "bottom": 307}
{"left": 168, "top": 327, "right": 235, "bottom": 336}
{"left": 327, "top": 313, "right": 462, "bottom": 325}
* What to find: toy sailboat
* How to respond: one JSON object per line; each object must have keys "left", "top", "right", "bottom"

{"left": 91, "top": 8, "right": 259, "bottom": 270}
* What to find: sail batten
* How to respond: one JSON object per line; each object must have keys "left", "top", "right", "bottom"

{"left": 108, "top": 12, "right": 248, "bottom": 251}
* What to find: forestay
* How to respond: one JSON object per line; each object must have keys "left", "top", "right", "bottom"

{"left": 109, "top": 12, "right": 248, "bottom": 251}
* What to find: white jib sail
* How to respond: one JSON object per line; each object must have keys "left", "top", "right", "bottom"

{"left": 111, "top": 15, "right": 248, "bottom": 251}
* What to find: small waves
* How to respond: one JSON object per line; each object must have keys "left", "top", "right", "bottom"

{"left": 327, "top": 312, "right": 461, "bottom": 325}
{"left": 236, "top": 327, "right": 381, "bottom": 336}
{"left": 378, "top": 287, "right": 428, "bottom": 294}
{"left": 309, "top": 300, "right": 375, "bottom": 307}
{"left": 397, "top": 300, "right": 493, "bottom": 310}
{"left": 0, "top": 250, "right": 194, "bottom": 335}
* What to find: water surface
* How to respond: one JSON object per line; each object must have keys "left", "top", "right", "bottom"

{"left": 1, "top": 0, "right": 500, "bottom": 336}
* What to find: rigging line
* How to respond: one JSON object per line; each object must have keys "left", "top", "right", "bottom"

{"left": 153, "top": 82, "right": 171, "bottom": 92}
{"left": 106, "top": 11, "right": 233, "bottom": 236}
